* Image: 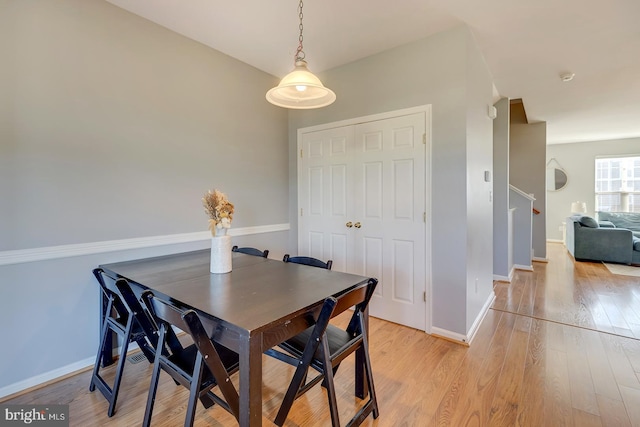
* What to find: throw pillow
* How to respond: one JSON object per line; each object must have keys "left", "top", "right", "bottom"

{"left": 634, "top": 237, "right": 640, "bottom": 252}
{"left": 578, "top": 216, "right": 599, "bottom": 228}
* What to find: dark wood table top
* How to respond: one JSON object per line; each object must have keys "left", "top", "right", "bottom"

{"left": 100, "top": 249, "right": 370, "bottom": 339}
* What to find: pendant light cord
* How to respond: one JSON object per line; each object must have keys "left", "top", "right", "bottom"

{"left": 295, "top": 0, "right": 305, "bottom": 62}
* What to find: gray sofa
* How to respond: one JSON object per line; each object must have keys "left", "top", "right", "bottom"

{"left": 566, "top": 214, "right": 640, "bottom": 265}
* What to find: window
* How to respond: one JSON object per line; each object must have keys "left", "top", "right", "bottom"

{"left": 595, "top": 156, "right": 640, "bottom": 213}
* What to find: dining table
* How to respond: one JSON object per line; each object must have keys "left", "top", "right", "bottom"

{"left": 98, "top": 249, "right": 374, "bottom": 427}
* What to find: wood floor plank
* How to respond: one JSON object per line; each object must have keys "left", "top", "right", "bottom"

{"left": 564, "top": 326, "right": 600, "bottom": 416}
{"left": 619, "top": 385, "right": 640, "bottom": 426}
{"left": 572, "top": 408, "right": 603, "bottom": 427}
{"left": 596, "top": 394, "right": 633, "bottom": 427}
{"left": 544, "top": 347, "right": 573, "bottom": 427}
{"left": 582, "top": 328, "right": 624, "bottom": 401}
{"left": 515, "top": 318, "right": 546, "bottom": 427}
{"left": 488, "top": 315, "right": 530, "bottom": 426}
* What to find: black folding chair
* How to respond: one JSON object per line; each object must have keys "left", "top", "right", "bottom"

{"left": 283, "top": 254, "right": 333, "bottom": 270}
{"left": 89, "top": 269, "right": 159, "bottom": 417}
{"left": 270, "top": 278, "right": 379, "bottom": 427}
{"left": 232, "top": 245, "right": 269, "bottom": 258}
{"left": 141, "top": 291, "right": 240, "bottom": 427}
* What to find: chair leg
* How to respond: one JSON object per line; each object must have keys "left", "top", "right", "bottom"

{"left": 89, "top": 303, "right": 113, "bottom": 393}
{"left": 143, "top": 338, "right": 164, "bottom": 427}
{"left": 107, "top": 316, "right": 135, "bottom": 417}
{"left": 361, "top": 329, "right": 379, "bottom": 419}
{"left": 184, "top": 355, "right": 205, "bottom": 427}
{"left": 320, "top": 339, "right": 341, "bottom": 427}
{"left": 274, "top": 361, "right": 310, "bottom": 426}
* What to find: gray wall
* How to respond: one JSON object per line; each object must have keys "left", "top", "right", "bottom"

{"left": 510, "top": 122, "right": 547, "bottom": 259}
{"left": 0, "top": 0, "right": 290, "bottom": 395}
{"left": 0, "top": 0, "right": 289, "bottom": 251}
{"left": 493, "top": 98, "right": 510, "bottom": 278}
{"left": 463, "top": 37, "right": 494, "bottom": 333}
{"left": 546, "top": 137, "right": 640, "bottom": 240}
{"left": 287, "top": 26, "right": 495, "bottom": 337}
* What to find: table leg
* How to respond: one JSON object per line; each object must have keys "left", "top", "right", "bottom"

{"left": 238, "top": 333, "right": 263, "bottom": 427}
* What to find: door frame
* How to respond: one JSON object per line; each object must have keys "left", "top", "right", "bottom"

{"left": 296, "top": 105, "right": 432, "bottom": 333}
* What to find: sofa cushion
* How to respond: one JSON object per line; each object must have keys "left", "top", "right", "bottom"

{"left": 634, "top": 236, "right": 640, "bottom": 252}
{"left": 576, "top": 215, "right": 599, "bottom": 228}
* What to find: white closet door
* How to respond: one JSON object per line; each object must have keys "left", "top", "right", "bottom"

{"left": 351, "top": 113, "right": 426, "bottom": 330}
{"left": 299, "top": 125, "right": 354, "bottom": 271}
{"left": 298, "top": 109, "right": 428, "bottom": 331}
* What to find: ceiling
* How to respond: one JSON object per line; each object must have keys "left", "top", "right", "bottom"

{"left": 104, "top": 0, "right": 640, "bottom": 145}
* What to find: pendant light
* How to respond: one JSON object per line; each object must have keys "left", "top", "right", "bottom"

{"left": 266, "top": 0, "right": 336, "bottom": 109}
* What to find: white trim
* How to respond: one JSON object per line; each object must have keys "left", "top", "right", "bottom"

{"left": 509, "top": 184, "right": 536, "bottom": 201}
{"left": 0, "top": 223, "right": 290, "bottom": 266}
{"left": 493, "top": 274, "right": 511, "bottom": 283}
{"left": 467, "top": 291, "right": 496, "bottom": 345}
{"left": 546, "top": 239, "right": 563, "bottom": 243}
{"left": 533, "top": 257, "right": 549, "bottom": 263}
{"left": 430, "top": 291, "right": 495, "bottom": 345}
{"left": 513, "top": 264, "right": 534, "bottom": 271}
{"left": 297, "top": 105, "right": 432, "bottom": 134}
{"left": 431, "top": 326, "right": 469, "bottom": 344}
{"left": 0, "top": 356, "right": 95, "bottom": 399}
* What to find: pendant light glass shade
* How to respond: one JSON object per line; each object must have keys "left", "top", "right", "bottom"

{"left": 266, "top": 60, "right": 336, "bottom": 109}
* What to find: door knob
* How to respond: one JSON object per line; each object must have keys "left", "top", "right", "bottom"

{"left": 354, "top": 222, "right": 362, "bottom": 228}
{"left": 346, "top": 222, "right": 353, "bottom": 228}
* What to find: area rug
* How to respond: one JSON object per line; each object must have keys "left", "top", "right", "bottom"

{"left": 603, "top": 262, "right": 640, "bottom": 277}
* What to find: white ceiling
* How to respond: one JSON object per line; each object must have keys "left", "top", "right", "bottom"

{"left": 105, "top": 0, "right": 640, "bottom": 145}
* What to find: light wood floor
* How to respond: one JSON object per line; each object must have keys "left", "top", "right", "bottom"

{"left": 3, "top": 242, "right": 640, "bottom": 426}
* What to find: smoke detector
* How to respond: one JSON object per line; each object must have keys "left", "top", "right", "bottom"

{"left": 560, "top": 72, "right": 575, "bottom": 82}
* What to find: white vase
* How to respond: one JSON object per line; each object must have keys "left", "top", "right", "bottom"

{"left": 210, "top": 235, "right": 232, "bottom": 274}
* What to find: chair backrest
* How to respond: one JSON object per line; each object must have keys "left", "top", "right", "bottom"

{"left": 92, "top": 268, "right": 131, "bottom": 325}
{"left": 232, "top": 245, "right": 269, "bottom": 258}
{"left": 304, "top": 277, "right": 378, "bottom": 349}
{"left": 141, "top": 291, "right": 240, "bottom": 419}
{"left": 113, "top": 277, "right": 191, "bottom": 356}
{"left": 283, "top": 254, "right": 333, "bottom": 270}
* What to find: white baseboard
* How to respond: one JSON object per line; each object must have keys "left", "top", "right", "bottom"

{"left": 466, "top": 291, "right": 496, "bottom": 345}
{"left": 431, "top": 327, "right": 469, "bottom": 345}
{"left": 547, "top": 239, "right": 563, "bottom": 243}
{"left": 0, "top": 223, "right": 290, "bottom": 266}
{"left": 493, "top": 267, "right": 514, "bottom": 283}
{"left": 533, "top": 257, "right": 549, "bottom": 263}
{"left": 431, "top": 291, "right": 495, "bottom": 345}
{"left": 0, "top": 356, "right": 95, "bottom": 399}
{"left": 513, "top": 264, "right": 534, "bottom": 271}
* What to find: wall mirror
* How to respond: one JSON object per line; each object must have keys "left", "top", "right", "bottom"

{"left": 546, "top": 158, "right": 568, "bottom": 191}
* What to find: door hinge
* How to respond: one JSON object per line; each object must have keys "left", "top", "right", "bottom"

{"left": 422, "top": 133, "right": 426, "bottom": 144}
{"left": 423, "top": 212, "right": 426, "bottom": 222}
{"left": 300, "top": 208, "right": 303, "bottom": 216}
{"left": 423, "top": 291, "right": 426, "bottom": 302}
{"left": 300, "top": 149, "right": 303, "bottom": 158}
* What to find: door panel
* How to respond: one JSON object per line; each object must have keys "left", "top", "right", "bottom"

{"left": 299, "top": 126, "right": 354, "bottom": 264}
